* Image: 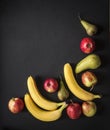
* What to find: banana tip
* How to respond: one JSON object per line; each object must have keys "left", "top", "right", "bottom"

{"left": 95, "top": 94, "right": 102, "bottom": 99}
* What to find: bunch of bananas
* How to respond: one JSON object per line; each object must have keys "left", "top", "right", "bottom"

{"left": 24, "top": 76, "right": 68, "bottom": 122}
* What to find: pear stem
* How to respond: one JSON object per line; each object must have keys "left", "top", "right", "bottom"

{"left": 59, "top": 74, "right": 63, "bottom": 81}
{"left": 78, "top": 13, "right": 82, "bottom": 21}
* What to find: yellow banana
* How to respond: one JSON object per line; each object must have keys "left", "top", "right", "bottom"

{"left": 64, "top": 63, "right": 101, "bottom": 101}
{"left": 24, "top": 93, "right": 68, "bottom": 122}
{"left": 27, "top": 76, "right": 65, "bottom": 110}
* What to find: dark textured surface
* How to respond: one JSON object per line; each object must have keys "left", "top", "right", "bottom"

{"left": 0, "top": 0, "right": 109, "bottom": 130}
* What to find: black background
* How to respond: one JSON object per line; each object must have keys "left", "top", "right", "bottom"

{"left": 0, "top": 0, "right": 109, "bottom": 130}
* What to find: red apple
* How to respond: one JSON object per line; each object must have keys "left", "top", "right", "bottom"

{"left": 82, "top": 101, "right": 97, "bottom": 117}
{"left": 81, "top": 71, "right": 97, "bottom": 91}
{"left": 80, "top": 37, "right": 95, "bottom": 54}
{"left": 8, "top": 97, "right": 24, "bottom": 114}
{"left": 43, "top": 78, "right": 58, "bottom": 93}
{"left": 66, "top": 102, "right": 82, "bottom": 119}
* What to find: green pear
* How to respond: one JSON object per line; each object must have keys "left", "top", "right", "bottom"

{"left": 57, "top": 76, "right": 69, "bottom": 101}
{"left": 79, "top": 16, "right": 98, "bottom": 36}
{"left": 75, "top": 54, "right": 101, "bottom": 74}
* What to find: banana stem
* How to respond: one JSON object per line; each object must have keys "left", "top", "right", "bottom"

{"left": 94, "top": 94, "right": 102, "bottom": 99}
{"left": 57, "top": 101, "right": 66, "bottom": 107}
{"left": 59, "top": 102, "right": 68, "bottom": 112}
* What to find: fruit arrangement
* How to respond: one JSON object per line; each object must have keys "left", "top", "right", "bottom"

{"left": 27, "top": 76, "right": 65, "bottom": 111}
{"left": 8, "top": 14, "right": 103, "bottom": 122}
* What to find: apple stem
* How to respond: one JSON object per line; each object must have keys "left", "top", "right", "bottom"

{"left": 90, "top": 85, "right": 94, "bottom": 91}
{"left": 70, "top": 99, "right": 74, "bottom": 104}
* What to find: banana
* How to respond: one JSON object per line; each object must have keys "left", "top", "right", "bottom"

{"left": 64, "top": 63, "right": 101, "bottom": 101}
{"left": 27, "top": 76, "right": 65, "bottom": 110}
{"left": 24, "top": 93, "right": 68, "bottom": 122}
